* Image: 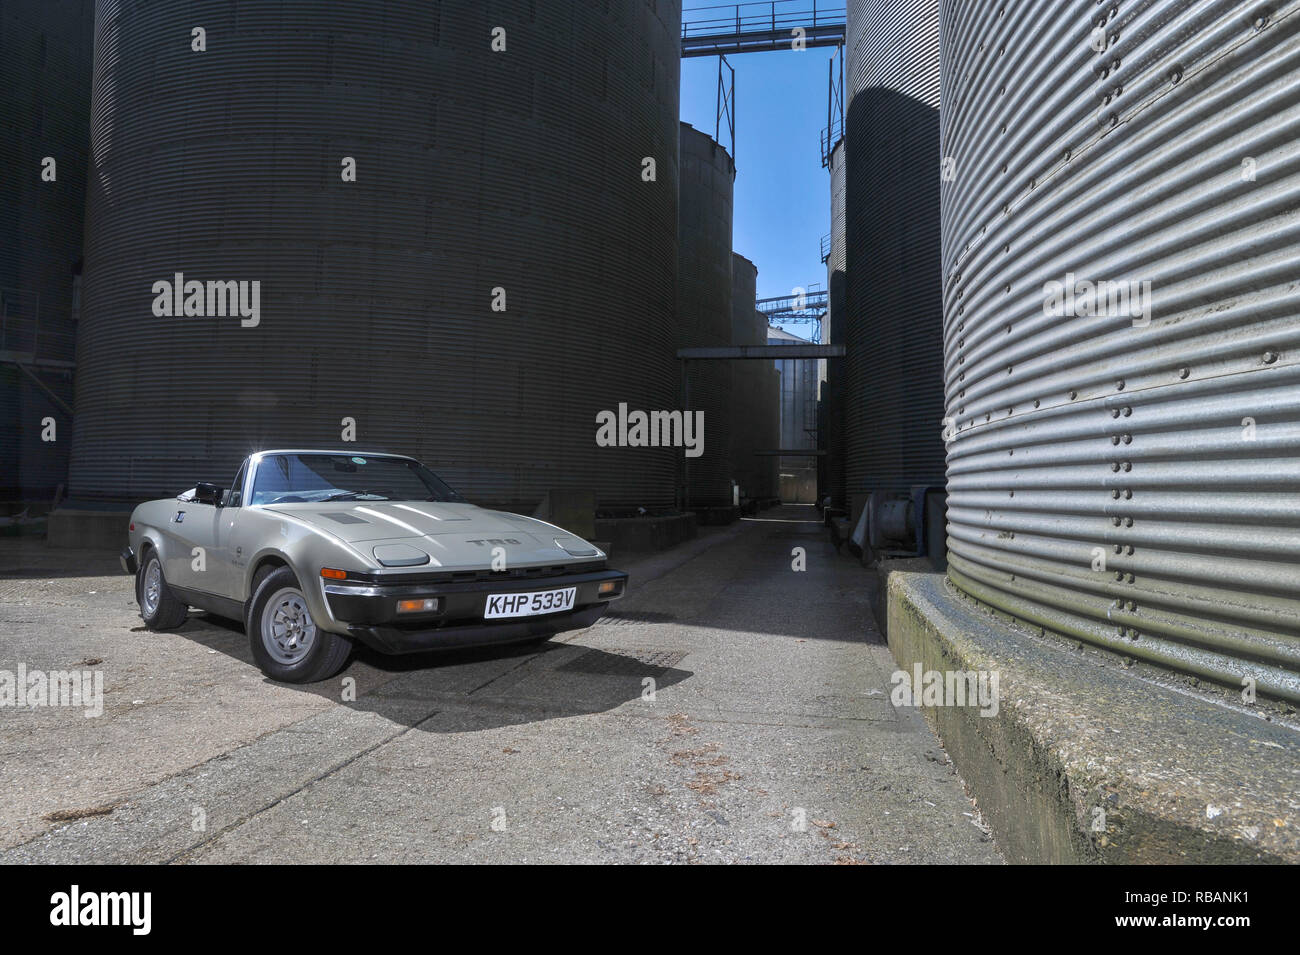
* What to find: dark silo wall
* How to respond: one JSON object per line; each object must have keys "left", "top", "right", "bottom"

{"left": 69, "top": 0, "right": 682, "bottom": 509}
{"left": 822, "top": 138, "right": 847, "bottom": 507}
{"left": 758, "top": 341, "right": 781, "bottom": 500}
{"left": 844, "top": 0, "right": 944, "bottom": 516}
{"left": 728, "top": 253, "right": 770, "bottom": 501}
{"left": 0, "top": 0, "right": 95, "bottom": 497}
{"left": 677, "top": 123, "right": 734, "bottom": 507}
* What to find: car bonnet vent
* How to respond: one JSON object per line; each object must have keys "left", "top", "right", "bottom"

{"left": 322, "top": 512, "right": 370, "bottom": 524}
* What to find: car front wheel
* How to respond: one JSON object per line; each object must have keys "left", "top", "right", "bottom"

{"left": 247, "top": 566, "right": 352, "bottom": 683}
{"left": 137, "top": 549, "right": 189, "bottom": 630}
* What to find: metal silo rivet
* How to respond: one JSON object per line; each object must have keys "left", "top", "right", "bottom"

{"left": 1179, "top": 367, "right": 1190, "bottom": 379}
{"left": 1070, "top": 390, "right": 1078, "bottom": 399}
{"left": 1122, "top": 434, "right": 1132, "bottom": 444}
{"left": 1112, "top": 516, "right": 1122, "bottom": 526}
{"left": 1111, "top": 409, "right": 1120, "bottom": 418}
{"left": 1116, "top": 379, "right": 1125, "bottom": 390}
{"left": 1263, "top": 350, "right": 1278, "bottom": 364}
{"left": 1111, "top": 436, "right": 1120, "bottom": 445}
{"left": 1111, "top": 462, "right": 1120, "bottom": 472}
{"left": 1122, "top": 406, "right": 1132, "bottom": 416}
{"left": 1125, "top": 519, "right": 1134, "bottom": 529}
{"left": 1111, "top": 490, "right": 1120, "bottom": 499}
{"left": 1124, "top": 489, "right": 1132, "bottom": 499}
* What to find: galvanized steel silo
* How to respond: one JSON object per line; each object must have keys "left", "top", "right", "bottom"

{"left": 678, "top": 123, "right": 735, "bottom": 507}
{"left": 941, "top": 0, "right": 1300, "bottom": 701}
{"left": 69, "top": 0, "right": 682, "bottom": 511}
{"left": 0, "top": 0, "right": 94, "bottom": 497}
{"left": 728, "top": 252, "right": 771, "bottom": 502}
{"left": 822, "top": 138, "right": 848, "bottom": 507}
{"left": 844, "top": 0, "right": 945, "bottom": 515}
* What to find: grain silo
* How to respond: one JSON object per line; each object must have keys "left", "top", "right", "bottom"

{"left": 68, "top": 0, "right": 682, "bottom": 511}
{"left": 677, "top": 122, "right": 735, "bottom": 508}
{"left": 0, "top": 0, "right": 95, "bottom": 498}
{"left": 843, "top": 0, "right": 944, "bottom": 520}
{"left": 821, "top": 138, "right": 848, "bottom": 508}
{"left": 941, "top": 0, "right": 1300, "bottom": 701}
{"left": 728, "top": 252, "right": 774, "bottom": 504}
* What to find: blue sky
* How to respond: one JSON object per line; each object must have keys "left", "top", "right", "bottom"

{"left": 679, "top": 47, "right": 832, "bottom": 309}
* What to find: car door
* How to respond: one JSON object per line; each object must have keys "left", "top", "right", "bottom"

{"left": 163, "top": 496, "right": 222, "bottom": 594}
{"left": 213, "top": 461, "right": 251, "bottom": 601}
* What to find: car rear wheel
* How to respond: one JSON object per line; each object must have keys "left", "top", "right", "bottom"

{"left": 136, "top": 549, "right": 189, "bottom": 630}
{"left": 247, "top": 566, "right": 351, "bottom": 683}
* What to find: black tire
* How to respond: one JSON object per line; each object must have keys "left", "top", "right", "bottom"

{"left": 136, "top": 548, "right": 189, "bottom": 630}
{"left": 246, "top": 566, "right": 352, "bottom": 683}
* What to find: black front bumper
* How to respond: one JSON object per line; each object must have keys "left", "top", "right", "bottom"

{"left": 324, "top": 567, "right": 627, "bottom": 655}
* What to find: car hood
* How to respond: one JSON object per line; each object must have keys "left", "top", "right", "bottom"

{"left": 261, "top": 500, "right": 601, "bottom": 568}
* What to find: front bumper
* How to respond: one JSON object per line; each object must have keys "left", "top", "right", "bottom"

{"left": 323, "top": 567, "right": 628, "bottom": 655}
{"left": 120, "top": 546, "right": 137, "bottom": 576}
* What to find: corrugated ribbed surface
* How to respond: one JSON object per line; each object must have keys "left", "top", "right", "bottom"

{"left": 941, "top": 0, "right": 1300, "bottom": 701}
{"left": 0, "top": 0, "right": 94, "bottom": 495}
{"left": 844, "top": 0, "right": 945, "bottom": 513}
{"left": 678, "top": 123, "right": 734, "bottom": 506}
{"left": 822, "top": 138, "right": 847, "bottom": 506}
{"left": 727, "top": 253, "right": 776, "bottom": 500}
{"left": 69, "top": 0, "right": 682, "bottom": 509}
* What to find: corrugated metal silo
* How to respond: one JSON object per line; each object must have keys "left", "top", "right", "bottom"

{"left": 757, "top": 313, "right": 781, "bottom": 500}
{"left": 822, "top": 138, "right": 848, "bottom": 507}
{"left": 727, "top": 252, "right": 776, "bottom": 502}
{"left": 844, "top": 0, "right": 944, "bottom": 517}
{"left": 728, "top": 253, "right": 756, "bottom": 500}
{"left": 0, "top": 0, "right": 95, "bottom": 497}
{"left": 69, "top": 0, "right": 682, "bottom": 511}
{"left": 941, "top": 0, "right": 1300, "bottom": 701}
{"left": 677, "top": 122, "right": 735, "bottom": 507}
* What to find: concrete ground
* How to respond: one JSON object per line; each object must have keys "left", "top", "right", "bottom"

{"left": 0, "top": 505, "right": 1000, "bottom": 864}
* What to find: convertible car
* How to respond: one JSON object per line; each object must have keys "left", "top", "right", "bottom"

{"left": 120, "top": 450, "right": 627, "bottom": 683}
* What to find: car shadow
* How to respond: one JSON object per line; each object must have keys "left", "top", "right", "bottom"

{"left": 163, "top": 610, "right": 692, "bottom": 733}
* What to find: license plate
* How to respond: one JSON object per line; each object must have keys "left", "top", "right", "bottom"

{"left": 484, "top": 587, "right": 576, "bottom": 619}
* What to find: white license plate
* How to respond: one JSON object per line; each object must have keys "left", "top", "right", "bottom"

{"left": 484, "top": 587, "right": 576, "bottom": 619}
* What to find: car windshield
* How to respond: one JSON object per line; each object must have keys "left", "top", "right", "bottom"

{"left": 249, "top": 454, "right": 464, "bottom": 506}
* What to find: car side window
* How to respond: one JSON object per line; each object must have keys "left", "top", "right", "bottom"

{"left": 226, "top": 462, "right": 247, "bottom": 507}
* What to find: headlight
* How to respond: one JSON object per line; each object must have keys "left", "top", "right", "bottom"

{"left": 372, "top": 543, "right": 431, "bottom": 567}
{"left": 554, "top": 537, "right": 600, "bottom": 557}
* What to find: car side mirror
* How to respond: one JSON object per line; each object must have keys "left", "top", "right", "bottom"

{"left": 194, "top": 482, "right": 224, "bottom": 506}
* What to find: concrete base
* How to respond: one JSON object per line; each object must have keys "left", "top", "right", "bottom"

{"left": 886, "top": 571, "right": 1300, "bottom": 864}
{"left": 47, "top": 508, "right": 131, "bottom": 549}
{"left": 593, "top": 513, "right": 696, "bottom": 554}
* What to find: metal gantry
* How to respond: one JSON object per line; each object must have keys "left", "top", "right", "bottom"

{"left": 682, "top": 2, "right": 846, "bottom": 57}
{"left": 756, "top": 287, "right": 827, "bottom": 342}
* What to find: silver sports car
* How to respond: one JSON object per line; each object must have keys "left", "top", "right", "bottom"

{"left": 120, "top": 450, "right": 628, "bottom": 683}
